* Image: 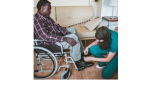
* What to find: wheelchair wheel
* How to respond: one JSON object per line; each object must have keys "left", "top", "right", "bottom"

{"left": 60, "top": 68, "right": 70, "bottom": 80}
{"left": 34, "top": 46, "right": 58, "bottom": 79}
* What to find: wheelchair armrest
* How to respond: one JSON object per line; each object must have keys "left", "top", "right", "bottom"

{"left": 34, "top": 39, "right": 63, "bottom": 54}
{"left": 55, "top": 42, "right": 63, "bottom": 54}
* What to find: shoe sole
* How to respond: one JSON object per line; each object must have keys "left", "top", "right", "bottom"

{"left": 78, "top": 64, "right": 94, "bottom": 71}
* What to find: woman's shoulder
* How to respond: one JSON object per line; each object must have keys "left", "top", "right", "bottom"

{"left": 109, "top": 29, "right": 118, "bottom": 35}
{"left": 109, "top": 30, "right": 118, "bottom": 40}
{"left": 109, "top": 30, "right": 118, "bottom": 52}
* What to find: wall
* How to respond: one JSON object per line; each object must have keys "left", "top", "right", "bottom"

{"left": 34, "top": 0, "right": 99, "bottom": 16}
{"left": 96, "top": 0, "right": 102, "bottom": 17}
{"left": 91, "top": 0, "right": 98, "bottom": 17}
{"left": 34, "top": 0, "right": 90, "bottom": 7}
{"left": 33, "top": 0, "right": 118, "bottom": 22}
{"left": 101, "top": 0, "right": 118, "bottom": 17}
{"left": 95, "top": 0, "right": 118, "bottom": 30}
{"left": 33, "top": 0, "right": 118, "bottom": 30}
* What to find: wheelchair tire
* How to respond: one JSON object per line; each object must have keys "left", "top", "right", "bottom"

{"left": 60, "top": 68, "right": 70, "bottom": 80}
{"left": 34, "top": 46, "right": 58, "bottom": 79}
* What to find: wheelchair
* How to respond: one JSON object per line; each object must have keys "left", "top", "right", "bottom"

{"left": 34, "top": 39, "right": 78, "bottom": 80}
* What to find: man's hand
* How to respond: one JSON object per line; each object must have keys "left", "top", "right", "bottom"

{"left": 83, "top": 56, "right": 93, "bottom": 62}
{"left": 66, "top": 37, "right": 77, "bottom": 46}
{"left": 68, "top": 32, "right": 71, "bottom": 35}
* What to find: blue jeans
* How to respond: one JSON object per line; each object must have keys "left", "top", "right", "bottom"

{"left": 89, "top": 45, "right": 118, "bottom": 79}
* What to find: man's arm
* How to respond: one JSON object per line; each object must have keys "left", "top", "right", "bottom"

{"left": 49, "top": 18, "right": 70, "bottom": 35}
{"left": 34, "top": 17, "right": 67, "bottom": 43}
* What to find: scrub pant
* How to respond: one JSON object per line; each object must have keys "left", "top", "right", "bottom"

{"left": 89, "top": 45, "right": 118, "bottom": 79}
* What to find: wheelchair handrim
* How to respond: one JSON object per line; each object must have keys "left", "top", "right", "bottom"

{"left": 34, "top": 46, "right": 58, "bottom": 79}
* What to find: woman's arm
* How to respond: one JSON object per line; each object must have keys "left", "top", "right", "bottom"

{"left": 87, "top": 39, "right": 99, "bottom": 48}
{"left": 84, "top": 39, "right": 99, "bottom": 55}
{"left": 84, "top": 51, "right": 116, "bottom": 62}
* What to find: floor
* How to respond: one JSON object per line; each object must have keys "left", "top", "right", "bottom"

{"left": 34, "top": 39, "right": 118, "bottom": 80}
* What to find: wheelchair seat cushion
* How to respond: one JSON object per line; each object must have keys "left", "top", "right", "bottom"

{"left": 36, "top": 43, "right": 61, "bottom": 53}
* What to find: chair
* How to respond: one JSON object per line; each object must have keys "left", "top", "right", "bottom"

{"left": 34, "top": 39, "right": 78, "bottom": 79}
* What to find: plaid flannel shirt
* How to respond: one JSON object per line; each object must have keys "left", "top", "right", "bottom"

{"left": 34, "top": 12, "right": 69, "bottom": 45}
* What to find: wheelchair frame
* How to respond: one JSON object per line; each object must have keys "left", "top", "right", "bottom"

{"left": 34, "top": 39, "right": 78, "bottom": 79}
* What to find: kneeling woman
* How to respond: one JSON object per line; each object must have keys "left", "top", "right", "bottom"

{"left": 83, "top": 26, "right": 118, "bottom": 79}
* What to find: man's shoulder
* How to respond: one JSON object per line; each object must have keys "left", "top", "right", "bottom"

{"left": 34, "top": 13, "right": 39, "bottom": 19}
{"left": 48, "top": 16, "right": 54, "bottom": 21}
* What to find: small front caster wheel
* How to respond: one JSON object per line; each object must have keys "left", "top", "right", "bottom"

{"left": 60, "top": 68, "right": 70, "bottom": 80}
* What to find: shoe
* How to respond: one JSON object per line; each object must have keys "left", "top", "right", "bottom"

{"left": 96, "top": 63, "right": 107, "bottom": 69}
{"left": 82, "top": 59, "right": 94, "bottom": 67}
{"left": 77, "top": 66, "right": 85, "bottom": 71}
{"left": 80, "top": 52, "right": 94, "bottom": 67}
{"left": 96, "top": 65, "right": 105, "bottom": 68}
{"left": 77, "top": 59, "right": 94, "bottom": 67}
{"left": 75, "top": 52, "right": 94, "bottom": 71}
{"left": 75, "top": 60, "right": 94, "bottom": 71}
{"left": 75, "top": 60, "right": 85, "bottom": 71}
{"left": 85, "top": 62, "right": 94, "bottom": 67}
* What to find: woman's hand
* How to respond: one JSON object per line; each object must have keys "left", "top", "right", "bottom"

{"left": 84, "top": 47, "right": 89, "bottom": 55}
{"left": 83, "top": 56, "right": 93, "bottom": 62}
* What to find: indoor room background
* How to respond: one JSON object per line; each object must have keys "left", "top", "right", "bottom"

{"left": 33, "top": 0, "right": 118, "bottom": 30}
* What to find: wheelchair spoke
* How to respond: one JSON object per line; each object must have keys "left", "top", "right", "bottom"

{"left": 34, "top": 47, "right": 57, "bottom": 79}
{"left": 34, "top": 58, "right": 39, "bottom": 66}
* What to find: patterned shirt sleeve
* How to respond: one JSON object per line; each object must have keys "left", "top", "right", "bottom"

{"left": 49, "top": 18, "right": 70, "bottom": 35}
{"left": 56, "top": 23, "right": 70, "bottom": 35}
{"left": 34, "top": 17, "right": 67, "bottom": 43}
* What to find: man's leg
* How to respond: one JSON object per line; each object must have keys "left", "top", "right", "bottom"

{"left": 67, "top": 27, "right": 94, "bottom": 67}
{"left": 67, "top": 27, "right": 84, "bottom": 53}
{"left": 56, "top": 34, "right": 93, "bottom": 71}
{"left": 56, "top": 27, "right": 93, "bottom": 71}
{"left": 56, "top": 34, "right": 81, "bottom": 61}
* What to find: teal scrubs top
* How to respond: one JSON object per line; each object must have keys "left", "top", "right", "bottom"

{"left": 109, "top": 30, "right": 118, "bottom": 54}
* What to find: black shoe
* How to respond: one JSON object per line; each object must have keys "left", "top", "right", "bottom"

{"left": 77, "top": 66, "right": 85, "bottom": 71}
{"left": 75, "top": 61, "right": 85, "bottom": 71}
{"left": 80, "top": 57, "right": 94, "bottom": 67}
{"left": 85, "top": 62, "right": 94, "bottom": 67}
{"left": 81, "top": 59, "right": 94, "bottom": 67}
{"left": 75, "top": 59, "right": 94, "bottom": 71}
{"left": 80, "top": 52, "right": 94, "bottom": 67}
{"left": 75, "top": 52, "right": 94, "bottom": 71}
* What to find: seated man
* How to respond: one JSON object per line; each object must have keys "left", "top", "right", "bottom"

{"left": 34, "top": 0, "right": 94, "bottom": 71}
